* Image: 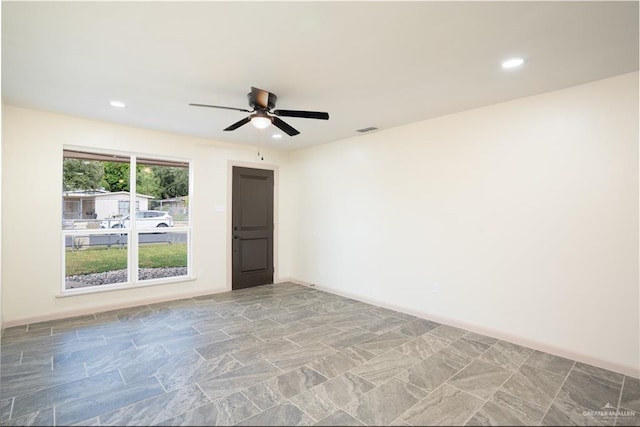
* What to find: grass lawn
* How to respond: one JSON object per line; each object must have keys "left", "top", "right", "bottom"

{"left": 65, "top": 243, "right": 187, "bottom": 276}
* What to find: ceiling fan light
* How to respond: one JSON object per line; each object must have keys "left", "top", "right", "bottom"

{"left": 251, "top": 115, "right": 272, "bottom": 129}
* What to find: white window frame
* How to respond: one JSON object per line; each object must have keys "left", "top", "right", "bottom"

{"left": 61, "top": 146, "right": 193, "bottom": 296}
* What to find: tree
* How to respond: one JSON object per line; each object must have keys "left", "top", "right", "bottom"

{"left": 63, "top": 159, "right": 104, "bottom": 191}
{"left": 102, "top": 162, "right": 130, "bottom": 192}
{"left": 152, "top": 166, "right": 189, "bottom": 199}
{"left": 136, "top": 165, "right": 160, "bottom": 198}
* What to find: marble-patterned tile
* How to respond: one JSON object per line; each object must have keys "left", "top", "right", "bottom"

{"left": 465, "top": 390, "right": 546, "bottom": 426}
{"left": 231, "top": 338, "right": 300, "bottom": 365}
{"left": 98, "top": 383, "right": 211, "bottom": 426}
{"left": 615, "top": 408, "right": 640, "bottom": 426}
{"left": 160, "top": 330, "right": 231, "bottom": 354}
{"left": 620, "top": 376, "right": 640, "bottom": 412}
{"left": 1, "top": 397, "right": 13, "bottom": 422}
{"left": 130, "top": 326, "right": 201, "bottom": 348}
{"left": 464, "top": 332, "right": 499, "bottom": 346}
{"left": 28, "top": 314, "right": 98, "bottom": 333}
{"left": 220, "top": 319, "right": 281, "bottom": 337}
{"left": 321, "top": 328, "right": 378, "bottom": 351}
{"left": 479, "top": 341, "right": 534, "bottom": 371}
{"left": 301, "top": 312, "right": 350, "bottom": 329}
{"left": 2, "top": 407, "right": 54, "bottom": 426}
{"left": 243, "top": 377, "right": 288, "bottom": 410}
{"left": 14, "top": 334, "right": 110, "bottom": 366}
{"left": 401, "top": 383, "right": 484, "bottom": 426}
{"left": 290, "top": 385, "right": 338, "bottom": 421}
{"left": 396, "top": 334, "right": 450, "bottom": 360}
{"left": 344, "top": 378, "right": 426, "bottom": 425}
{"left": 52, "top": 340, "right": 135, "bottom": 368}
{"left": 541, "top": 369, "right": 622, "bottom": 426}
{"left": 242, "top": 309, "right": 287, "bottom": 322}
{"left": 122, "top": 351, "right": 242, "bottom": 390}
{"left": 189, "top": 314, "right": 248, "bottom": 334}
{"left": 447, "top": 359, "right": 512, "bottom": 399}
{"left": 500, "top": 364, "right": 566, "bottom": 408}
{"left": 236, "top": 402, "right": 314, "bottom": 426}
{"left": 197, "top": 360, "right": 283, "bottom": 400}
{"left": 287, "top": 325, "right": 344, "bottom": 347}
{"left": 447, "top": 337, "right": 492, "bottom": 360}
{"left": 350, "top": 350, "right": 420, "bottom": 386}
{"left": 541, "top": 402, "right": 611, "bottom": 426}
{"left": 194, "top": 334, "right": 263, "bottom": 360}
{"left": 524, "top": 350, "right": 575, "bottom": 376}
{"left": 253, "top": 321, "right": 309, "bottom": 341}
{"left": 397, "top": 349, "right": 470, "bottom": 392}
{"left": 329, "top": 313, "right": 381, "bottom": 331}
{"left": 274, "top": 366, "right": 328, "bottom": 399}
{"left": 71, "top": 416, "right": 101, "bottom": 426}
{"left": 397, "top": 318, "right": 440, "bottom": 337}
{"left": 269, "top": 309, "right": 316, "bottom": 325}
{"left": 268, "top": 342, "right": 336, "bottom": 371}
{"left": 307, "top": 348, "right": 374, "bottom": 379}
{"left": 428, "top": 325, "right": 468, "bottom": 343}
{"left": 370, "top": 307, "right": 416, "bottom": 321}
{"left": 0, "top": 362, "right": 88, "bottom": 400}
{"left": 362, "top": 316, "right": 409, "bottom": 334}
{"left": 314, "top": 410, "right": 364, "bottom": 426}
{"left": 55, "top": 376, "right": 165, "bottom": 425}
{"left": 12, "top": 370, "right": 124, "bottom": 418}
{"left": 573, "top": 362, "right": 624, "bottom": 385}
{"left": 1, "top": 355, "right": 52, "bottom": 380}
{"left": 155, "top": 392, "right": 259, "bottom": 426}
{"left": 354, "top": 331, "right": 411, "bottom": 356}
{"left": 84, "top": 343, "right": 170, "bottom": 376}
{"left": 320, "top": 372, "right": 376, "bottom": 407}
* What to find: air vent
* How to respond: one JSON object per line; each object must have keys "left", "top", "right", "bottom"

{"left": 356, "top": 126, "right": 378, "bottom": 133}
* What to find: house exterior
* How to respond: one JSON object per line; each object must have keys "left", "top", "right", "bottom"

{"left": 151, "top": 196, "right": 188, "bottom": 220}
{"left": 62, "top": 190, "right": 153, "bottom": 220}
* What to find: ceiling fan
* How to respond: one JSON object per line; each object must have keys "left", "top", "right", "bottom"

{"left": 189, "top": 87, "right": 329, "bottom": 136}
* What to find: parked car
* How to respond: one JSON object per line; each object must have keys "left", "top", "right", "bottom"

{"left": 100, "top": 210, "right": 173, "bottom": 229}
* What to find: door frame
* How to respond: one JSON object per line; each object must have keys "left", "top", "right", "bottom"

{"left": 226, "top": 160, "right": 279, "bottom": 290}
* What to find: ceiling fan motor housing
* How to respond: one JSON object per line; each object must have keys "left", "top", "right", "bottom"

{"left": 248, "top": 91, "right": 277, "bottom": 110}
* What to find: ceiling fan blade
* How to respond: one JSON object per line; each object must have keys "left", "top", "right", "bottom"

{"left": 273, "top": 109, "right": 329, "bottom": 120}
{"left": 251, "top": 87, "right": 270, "bottom": 109}
{"left": 272, "top": 117, "right": 300, "bottom": 136}
{"left": 189, "top": 103, "right": 252, "bottom": 113}
{"left": 223, "top": 116, "right": 251, "bottom": 131}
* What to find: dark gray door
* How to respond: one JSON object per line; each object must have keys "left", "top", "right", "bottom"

{"left": 232, "top": 167, "right": 274, "bottom": 290}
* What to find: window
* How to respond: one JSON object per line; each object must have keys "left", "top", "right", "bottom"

{"left": 118, "top": 200, "right": 140, "bottom": 214}
{"left": 62, "top": 149, "right": 191, "bottom": 292}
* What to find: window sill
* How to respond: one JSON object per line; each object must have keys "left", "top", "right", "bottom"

{"left": 57, "top": 275, "right": 197, "bottom": 298}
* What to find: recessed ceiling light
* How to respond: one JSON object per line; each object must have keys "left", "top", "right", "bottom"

{"left": 109, "top": 100, "right": 126, "bottom": 108}
{"left": 501, "top": 57, "right": 525, "bottom": 69}
{"left": 271, "top": 134, "right": 282, "bottom": 139}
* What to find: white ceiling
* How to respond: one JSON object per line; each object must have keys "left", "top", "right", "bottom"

{"left": 2, "top": 1, "right": 638, "bottom": 151}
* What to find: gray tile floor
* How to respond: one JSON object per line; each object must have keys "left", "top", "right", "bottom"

{"left": 1, "top": 283, "right": 638, "bottom": 426}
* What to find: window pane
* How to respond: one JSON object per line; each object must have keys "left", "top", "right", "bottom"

{"left": 137, "top": 160, "right": 189, "bottom": 226}
{"left": 138, "top": 230, "right": 188, "bottom": 281}
{"left": 62, "top": 151, "right": 131, "bottom": 230}
{"left": 65, "top": 232, "right": 129, "bottom": 289}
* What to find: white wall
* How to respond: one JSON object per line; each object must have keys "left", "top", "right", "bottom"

{"left": 287, "top": 72, "right": 639, "bottom": 376}
{"left": 1, "top": 105, "right": 292, "bottom": 325}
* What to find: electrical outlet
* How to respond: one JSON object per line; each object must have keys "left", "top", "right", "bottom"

{"left": 198, "top": 269, "right": 204, "bottom": 278}
{"left": 432, "top": 282, "right": 440, "bottom": 294}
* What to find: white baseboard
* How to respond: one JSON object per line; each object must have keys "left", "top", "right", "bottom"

{"left": 287, "top": 278, "right": 640, "bottom": 379}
